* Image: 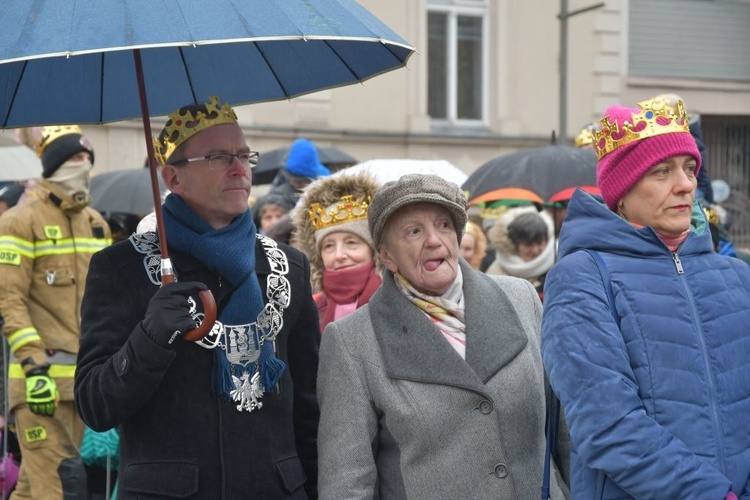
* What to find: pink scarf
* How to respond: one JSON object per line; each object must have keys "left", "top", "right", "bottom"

{"left": 319, "top": 264, "right": 381, "bottom": 331}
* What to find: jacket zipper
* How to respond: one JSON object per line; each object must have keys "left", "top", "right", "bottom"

{"left": 673, "top": 251, "right": 726, "bottom": 472}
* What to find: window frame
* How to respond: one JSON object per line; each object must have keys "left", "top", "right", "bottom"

{"left": 427, "top": 1, "right": 490, "bottom": 127}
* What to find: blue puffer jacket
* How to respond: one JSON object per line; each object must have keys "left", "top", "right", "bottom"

{"left": 542, "top": 190, "right": 750, "bottom": 500}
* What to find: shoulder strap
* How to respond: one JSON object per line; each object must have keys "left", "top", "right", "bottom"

{"left": 542, "top": 249, "right": 619, "bottom": 499}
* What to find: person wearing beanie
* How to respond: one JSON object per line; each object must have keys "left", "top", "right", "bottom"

{"left": 486, "top": 205, "right": 555, "bottom": 298}
{"left": 74, "top": 97, "right": 320, "bottom": 498}
{"left": 656, "top": 92, "right": 714, "bottom": 203}
{"left": 541, "top": 97, "right": 750, "bottom": 500}
{"left": 0, "top": 125, "right": 110, "bottom": 499}
{"left": 317, "top": 173, "right": 568, "bottom": 499}
{"left": 292, "top": 171, "right": 381, "bottom": 332}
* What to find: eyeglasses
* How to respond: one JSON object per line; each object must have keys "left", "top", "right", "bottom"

{"left": 172, "top": 151, "right": 259, "bottom": 171}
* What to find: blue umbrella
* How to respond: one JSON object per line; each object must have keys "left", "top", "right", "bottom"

{"left": 0, "top": 0, "right": 414, "bottom": 340}
{"left": 0, "top": 0, "right": 414, "bottom": 126}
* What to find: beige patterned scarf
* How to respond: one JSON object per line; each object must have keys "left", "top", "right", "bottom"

{"left": 393, "top": 267, "right": 467, "bottom": 358}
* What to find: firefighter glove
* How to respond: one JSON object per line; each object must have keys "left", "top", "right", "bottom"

{"left": 26, "top": 365, "right": 59, "bottom": 417}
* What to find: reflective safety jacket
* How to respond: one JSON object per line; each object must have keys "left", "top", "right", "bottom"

{"left": 0, "top": 180, "right": 110, "bottom": 407}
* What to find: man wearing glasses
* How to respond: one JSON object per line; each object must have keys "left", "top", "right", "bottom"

{"left": 75, "top": 97, "right": 321, "bottom": 499}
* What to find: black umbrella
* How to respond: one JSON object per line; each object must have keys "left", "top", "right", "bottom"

{"left": 254, "top": 146, "right": 357, "bottom": 184}
{"left": 462, "top": 145, "right": 600, "bottom": 205}
{"left": 90, "top": 168, "right": 167, "bottom": 216}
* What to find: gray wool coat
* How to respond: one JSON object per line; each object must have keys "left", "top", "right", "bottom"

{"left": 318, "top": 260, "right": 566, "bottom": 500}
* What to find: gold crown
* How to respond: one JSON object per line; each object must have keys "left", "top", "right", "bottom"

{"left": 480, "top": 204, "right": 509, "bottom": 220}
{"left": 153, "top": 96, "right": 239, "bottom": 165}
{"left": 703, "top": 206, "right": 720, "bottom": 226}
{"left": 35, "top": 125, "right": 83, "bottom": 157}
{"left": 308, "top": 194, "right": 371, "bottom": 231}
{"left": 592, "top": 98, "right": 691, "bottom": 160}
{"left": 574, "top": 122, "right": 598, "bottom": 148}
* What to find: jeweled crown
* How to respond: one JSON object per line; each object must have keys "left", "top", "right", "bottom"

{"left": 309, "top": 194, "right": 372, "bottom": 230}
{"left": 592, "top": 98, "right": 691, "bottom": 160}
{"left": 35, "top": 125, "right": 83, "bottom": 157}
{"left": 153, "top": 96, "right": 239, "bottom": 165}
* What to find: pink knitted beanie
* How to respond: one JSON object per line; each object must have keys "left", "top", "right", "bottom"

{"left": 596, "top": 104, "right": 701, "bottom": 210}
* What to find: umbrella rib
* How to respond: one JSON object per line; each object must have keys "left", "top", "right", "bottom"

{"left": 253, "top": 42, "right": 289, "bottom": 97}
{"left": 178, "top": 47, "right": 198, "bottom": 105}
{"left": 322, "top": 40, "right": 360, "bottom": 80}
{"left": 2, "top": 60, "right": 28, "bottom": 128}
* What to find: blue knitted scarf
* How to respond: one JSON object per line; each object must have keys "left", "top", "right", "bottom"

{"left": 162, "top": 194, "right": 286, "bottom": 400}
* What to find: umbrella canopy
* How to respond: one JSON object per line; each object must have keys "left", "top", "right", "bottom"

{"left": 0, "top": 0, "right": 415, "bottom": 127}
{"left": 0, "top": 0, "right": 414, "bottom": 337}
{"left": 90, "top": 168, "right": 167, "bottom": 216}
{"left": 254, "top": 145, "right": 357, "bottom": 185}
{"left": 462, "top": 145, "right": 600, "bottom": 205}
{"left": 0, "top": 133, "right": 41, "bottom": 181}
{"left": 340, "top": 159, "right": 469, "bottom": 187}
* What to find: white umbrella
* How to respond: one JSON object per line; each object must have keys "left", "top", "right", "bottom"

{"left": 340, "top": 159, "right": 468, "bottom": 187}
{"left": 0, "top": 133, "right": 42, "bottom": 181}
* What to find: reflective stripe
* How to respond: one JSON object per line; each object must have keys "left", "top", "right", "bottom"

{"left": 8, "top": 363, "right": 76, "bottom": 379}
{"left": 10, "top": 350, "right": 78, "bottom": 365}
{"left": 7, "top": 328, "right": 41, "bottom": 353}
{"left": 0, "top": 235, "right": 109, "bottom": 259}
{"left": 0, "top": 236, "right": 34, "bottom": 259}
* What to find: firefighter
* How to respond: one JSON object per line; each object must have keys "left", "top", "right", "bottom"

{"left": 0, "top": 125, "right": 111, "bottom": 499}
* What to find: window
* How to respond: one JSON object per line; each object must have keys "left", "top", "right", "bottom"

{"left": 629, "top": 0, "right": 750, "bottom": 81}
{"left": 428, "top": 1, "right": 487, "bottom": 124}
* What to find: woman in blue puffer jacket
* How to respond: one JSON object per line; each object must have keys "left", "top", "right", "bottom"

{"left": 542, "top": 96, "right": 750, "bottom": 500}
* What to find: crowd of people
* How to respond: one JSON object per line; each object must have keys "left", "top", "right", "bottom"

{"left": 0, "top": 92, "right": 747, "bottom": 499}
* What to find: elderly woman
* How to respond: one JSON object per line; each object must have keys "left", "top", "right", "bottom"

{"left": 317, "top": 174, "right": 566, "bottom": 499}
{"left": 542, "top": 98, "right": 750, "bottom": 499}
{"left": 293, "top": 172, "right": 381, "bottom": 332}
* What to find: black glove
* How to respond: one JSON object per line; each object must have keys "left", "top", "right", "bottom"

{"left": 142, "top": 281, "right": 208, "bottom": 348}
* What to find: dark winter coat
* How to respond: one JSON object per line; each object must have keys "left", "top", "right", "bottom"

{"left": 75, "top": 234, "right": 320, "bottom": 499}
{"left": 542, "top": 190, "right": 750, "bottom": 499}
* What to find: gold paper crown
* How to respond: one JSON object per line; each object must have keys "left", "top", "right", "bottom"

{"left": 35, "top": 125, "right": 83, "bottom": 157}
{"left": 591, "top": 98, "right": 691, "bottom": 160}
{"left": 703, "top": 206, "right": 720, "bottom": 226}
{"left": 153, "top": 96, "right": 239, "bottom": 165}
{"left": 480, "top": 204, "right": 509, "bottom": 220}
{"left": 308, "top": 194, "right": 371, "bottom": 231}
{"left": 574, "top": 122, "right": 598, "bottom": 148}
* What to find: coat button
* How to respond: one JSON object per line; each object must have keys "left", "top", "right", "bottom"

{"left": 119, "top": 357, "right": 128, "bottom": 374}
{"left": 478, "top": 400, "right": 493, "bottom": 414}
{"left": 493, "top": 463, "right": 509, "bottom": 478}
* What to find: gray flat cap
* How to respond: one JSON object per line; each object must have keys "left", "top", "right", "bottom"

{"left": 368, "top": 173, "right": 467, "bottom": 250}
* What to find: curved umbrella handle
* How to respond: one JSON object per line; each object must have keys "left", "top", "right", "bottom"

{"left": 182, "top": 289, "right": 217, "bottom": 342}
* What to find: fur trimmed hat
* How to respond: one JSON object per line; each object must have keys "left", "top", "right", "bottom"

{"left": 368, "top": 174, "right": 467, "bottom": 251}
{"left": 292, "top": 171, "right": 380, "bottom": 290}
{"left": 596, "top": 104, "right": 701, "bottom": 210}
{"left": 37, "top": 126, "right": 94, "bottom": 178}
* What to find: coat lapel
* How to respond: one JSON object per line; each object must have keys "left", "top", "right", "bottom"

{"left": 462, "top": 261, "right": 528, "bottom": 383}
{"left": 370, "top": 261, "right": 530, "bottom": 391}
{"left": 370, "top": 269, "right": 486, "bottom": 393}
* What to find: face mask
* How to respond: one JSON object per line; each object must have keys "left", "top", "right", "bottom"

{"left": 48, "top": 159, "right": 92, "bottom": 203}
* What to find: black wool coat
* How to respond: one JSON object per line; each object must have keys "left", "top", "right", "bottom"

{"left": 75, "top": 235, "right": 320, "bottom": 499}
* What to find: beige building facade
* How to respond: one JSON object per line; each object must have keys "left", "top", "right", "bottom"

{"left": 85, "top": 0, "right": 750, "bottom": 202}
